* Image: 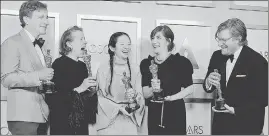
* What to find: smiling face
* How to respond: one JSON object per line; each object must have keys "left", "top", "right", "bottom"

{"left": 151, "top": 31, "right": 170, "bottom": 60}
{"left": 67, "top": 30, "right": 88, "bottom": 58}
{"left": 110, "top": 34, "right": 131, "bottom": 60}
{"left": 24, "top": 9, "right": 49, "bottom": 37}
{"left": 216, "top": 29, "right": 241, "bottom": 56}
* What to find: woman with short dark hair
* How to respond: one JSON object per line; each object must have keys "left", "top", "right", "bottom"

{"left": 140, "top": 25, "right": 194, "bottom": 135}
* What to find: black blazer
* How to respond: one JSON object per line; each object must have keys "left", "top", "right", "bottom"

{"left": 203, "top": 45, "right": 268, "bottom": 135}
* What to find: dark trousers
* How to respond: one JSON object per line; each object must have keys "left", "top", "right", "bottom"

{"left": 7, "top": 121, "right": 48, "bottom": 135}
{"left": 212, "top": 113, "right": 264, "bottom": 135}
{"left": 50, "top": 117, "right": 88, "bottom": 135}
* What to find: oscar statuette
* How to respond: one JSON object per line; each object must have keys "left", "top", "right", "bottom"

{"left": 149, "top": 60, "right": 165, "bottom": 128}
{"left": 42, "top": 49, "right": 56, "bottom": 94}
{"left": 122, "top": 72, "right": 140, "bottom": 113}
{"left": 82, "top": 49, "right": 97, "bottom": 96}
{"left": 214, "top": 69, "right": 226, "bottom": 111}
{"left": 149, "top": 60, "right": 164, "bottom": 101}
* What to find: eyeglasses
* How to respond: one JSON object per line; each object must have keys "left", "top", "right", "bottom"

{"left": 215, "top": 36, "right": 233, "bottom": 44}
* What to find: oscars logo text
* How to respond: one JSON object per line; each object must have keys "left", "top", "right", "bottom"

{"left": 186, "top": 125, "right": 203, "bottom": 135}
{"left": 87, "top": 44, "right": 108, "bottom": 54}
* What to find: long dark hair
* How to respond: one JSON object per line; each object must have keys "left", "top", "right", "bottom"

{"left": 107, "top": 32, "right": 132, "bottom": 96}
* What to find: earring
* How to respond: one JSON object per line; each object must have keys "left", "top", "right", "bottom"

{"left": 67, "top": 46, "right": 72, "bottom": 51}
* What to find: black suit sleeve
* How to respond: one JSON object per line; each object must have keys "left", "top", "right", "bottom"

{"left": 234, "top": 57, "right": 268, "bottom": 116}
{"left": 203, "top": 51, "right": 218, "bottom": 93}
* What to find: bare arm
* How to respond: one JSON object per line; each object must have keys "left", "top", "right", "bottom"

{"left": 142, "top": 86, "right": 153, "bottom": 99}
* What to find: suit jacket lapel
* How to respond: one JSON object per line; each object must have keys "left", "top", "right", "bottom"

{"left": 220, "top": 60, "right": 227, "bottom": 92}
{"left": 226, "top": 46, "right": 247, "bottom": 87}
{"left": 19, "top": 30, "right": 44, "bottom": 70}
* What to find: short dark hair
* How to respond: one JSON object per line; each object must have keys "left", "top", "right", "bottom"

{"left": 19, "top": 0, "right": 47, "bottom": 28}
{"left": 59, "top": 26, "right": 83, "bottom": 56}
{"left": 215, "top": 18, "right": 248, "bottom": 46}
{"left": 150, "top": 25, "right": 175, "bottom": 52}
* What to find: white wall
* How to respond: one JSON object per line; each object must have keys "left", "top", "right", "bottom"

{"left": 1, "top": 1, "right": 268, "bottom": 59}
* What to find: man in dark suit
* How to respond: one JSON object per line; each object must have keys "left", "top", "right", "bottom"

{"left": 1, "top": 0, "right": 53, "bottom": 135}
{"left": 203, "top": 18, "right": 268, "bottom": 135}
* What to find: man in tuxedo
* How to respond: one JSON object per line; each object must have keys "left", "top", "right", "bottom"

{"left": 203, "top": 18, "right": 268, "bottom": 135}
{"left": 1, "top": 0, "right": 54, "bottom": 135}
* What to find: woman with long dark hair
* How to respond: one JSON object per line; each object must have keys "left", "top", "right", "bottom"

{"left": 95, "top": 32, "right": 147, "bottom": 135}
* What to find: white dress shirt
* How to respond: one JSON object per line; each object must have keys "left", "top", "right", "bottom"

{"left": 24, "top": 29, "right": 48, "bottom": 121}
{"left": 226, "top": 46, "right": 243, "bottom": 85}
{"left": 206, "top": 46, "right": 243, "bottom": 89}
{"left": 24, "top": 29, "right": 46, "bottom": 67}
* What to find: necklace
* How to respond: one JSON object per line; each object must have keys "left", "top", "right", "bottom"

{"left": 154, "top": 53, "right": 172, "bottom": 64}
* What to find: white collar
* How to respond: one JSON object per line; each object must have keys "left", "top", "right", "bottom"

{"left": 24, "top": 29, "right": 36, "bottom": 42}
{"left": 233, "top": 46, "right": 243, "bottom": 59}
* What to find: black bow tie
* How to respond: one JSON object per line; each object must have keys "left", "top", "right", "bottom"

{"left": 227, "top": 55, "right": 234, "bottom": 63}
{"left": 33, "top": 38, "right": 45, "bottom": 48}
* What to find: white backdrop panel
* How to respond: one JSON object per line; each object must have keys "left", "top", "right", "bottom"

{"left": 80, "top": 19, "right": 138, "bottom": 76}
{"left": 186, "top": 103, "right": 211, "bottom": 135}
{"left": 165, "top": 24, "right": 211, "bottom": 80}
{"left": 1, "top": 14, "right": 56, "bottom": 59}
{"left": 247, "top": 29, "right": 268, "bottom": 61}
